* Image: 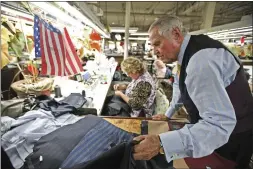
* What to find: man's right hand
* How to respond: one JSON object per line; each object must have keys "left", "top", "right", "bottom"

{"left": 152, "top": 114, "right": 169, "bottom": 121}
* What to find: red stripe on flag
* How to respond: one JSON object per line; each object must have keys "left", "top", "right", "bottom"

{"left": 40, "top": 22, "right": 47, "bottom": 75}
{"left": 65, "top": 45, "right": 77, "bottom": 74}
{"left": 64, "top": 28, "right": 83, "bottom": 73}
{"left": 45, "top": 28, "right": 55, "bottom": 75}
{"left": 50, "top": 31, "right": 62, "bottom": 76}
{"left": 57, "top": 34, "right": 67, "bottom": 76}
{"left": 58, "top": 34, "right": 71, "bottom": 75}
{"left": 62, "top": 33, "right": 77, "bottom": 74}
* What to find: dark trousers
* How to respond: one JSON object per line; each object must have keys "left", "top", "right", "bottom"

{"left": 102, "top": 95, "right": 132, "bottom": 117}
{"left": 102, "top": 95, "right": 146, "bottom": 117}
{"left": 215, "top": 129, "right": 253, "bottom": 169}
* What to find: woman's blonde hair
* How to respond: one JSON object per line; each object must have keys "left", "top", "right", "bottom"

{"left": 121, "top": 57, "right": 145, "bottom": 75}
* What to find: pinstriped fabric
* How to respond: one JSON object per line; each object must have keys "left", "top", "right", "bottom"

{"left": 61, "top": 120, "right": 134, "bottom": 168}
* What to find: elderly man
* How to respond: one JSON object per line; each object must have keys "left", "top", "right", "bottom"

{"left": 133, "top": 15, "right": 253, "bottom": 169}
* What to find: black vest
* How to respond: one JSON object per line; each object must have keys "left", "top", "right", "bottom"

{"left": 179, "top": 35, "right": 253, "bottom": 134}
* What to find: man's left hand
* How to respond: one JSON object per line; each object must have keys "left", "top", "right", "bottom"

{"left": 133, "top": 135, "right": 161, "bottom": 160}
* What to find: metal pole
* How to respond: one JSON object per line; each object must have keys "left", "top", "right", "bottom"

{"left": 124, "top": 2, "right": 131, "bottom": 59}
{"left": 101, "top": 38, "right": 105, "bottom": 52}
{"left": 202, "top": 2, "right": 216, "bottom": 29}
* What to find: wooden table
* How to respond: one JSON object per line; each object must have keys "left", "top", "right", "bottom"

{"left": 103, "top": 116, "right": 236, "bottom": 169}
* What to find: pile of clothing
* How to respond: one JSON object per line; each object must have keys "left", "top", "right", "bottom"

{"left": 2, "top": 109, "right": 82, "bottom": 168}
{"left": 1, "top": 95, "right": 172, "bottom": 169}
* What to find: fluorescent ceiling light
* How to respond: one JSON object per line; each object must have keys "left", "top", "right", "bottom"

{"left": 206, "top": 26, "right": 253, "bottom": 35}
{"left": 111, "top": 27, "right": 138, "bottom": 33}
{"left": 1, "top": 6, "right": 34, "bottom": 20}
{"left": 115, "top": 34, "right": 122, "bottom": 41}
{"left": 2, "top": 14, "right": 34, "bottom": 25}
{"left": 215, "top": 28, "right": 252, "bottom": 35}
{"left": 29, "top": 2, "right": 110, "bottom": 39}
{"left": 124, "top": 37, "right": 149, "bottom": 41}
{"left": 226, "top": 26, "right": 252, "bottom": 32}
{"left": 55, "top": 2, "right": 110, "bottom": 38}
{"left": 130, "top": 32, "right": 149, "bottom": 36}
{"left": 29, "top": 2, "right": 83, "bottom": 28}
{"left": 212, "top": 36, "right": 252, "bottom": 40}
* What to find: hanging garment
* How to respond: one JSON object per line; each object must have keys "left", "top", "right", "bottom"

{"left": 2, "top": 109, "right": 81, "bottom": 169}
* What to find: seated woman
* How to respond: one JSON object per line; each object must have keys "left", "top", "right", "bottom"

{"left": 113, "top": 57, "right": 156, "bottom": 117}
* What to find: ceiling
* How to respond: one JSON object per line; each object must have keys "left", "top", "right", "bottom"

{"left": 1, "top": 1, "right": 252, "bottom": 38}
{"left": 84, "top": 1, "right": 253, "bottom": 32}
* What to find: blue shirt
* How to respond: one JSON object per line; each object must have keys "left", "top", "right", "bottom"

{"left": 1, "top": 109, "right": 82, "bottom": 169}
{"left": 160, "top": 34, "right": 239, "bottom": 162}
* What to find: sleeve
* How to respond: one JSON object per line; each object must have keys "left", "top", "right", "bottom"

{"left": 165, "top": 75, "right": 182, "bottom": 118}
{"left": 160, "top": 49, "right": 237, "bottom": 162}
{"left": 128, "top": 81, "right": 152, "bottom": 110}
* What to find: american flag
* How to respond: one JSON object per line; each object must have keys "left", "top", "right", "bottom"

{"left": 34, "top": 15, "right": 83, "bottom": 76}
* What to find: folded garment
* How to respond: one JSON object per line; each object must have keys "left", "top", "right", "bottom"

{"left": 1, "top": 116, "right": 15, "bottom": 136}
{"left": 38, "top": 93, "right": 87, "bottom": 117}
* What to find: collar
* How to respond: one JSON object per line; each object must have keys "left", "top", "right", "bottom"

{"left": 177, "top": 34, "right": 191, "bottom": 65}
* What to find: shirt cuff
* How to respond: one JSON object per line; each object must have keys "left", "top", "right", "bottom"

{"left": 159, "top": 131, "right": 188, "bottom": 163}
{"left": 165, "top": 107, "right": 175, "bottom": 118}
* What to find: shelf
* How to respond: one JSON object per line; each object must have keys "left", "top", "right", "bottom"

{"left": 241, "top": 59, "right": 253, "bottom": 66}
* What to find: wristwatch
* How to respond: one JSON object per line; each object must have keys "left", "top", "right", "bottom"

{"left": 158, "top": 135, "right": 165, "bottom": 154}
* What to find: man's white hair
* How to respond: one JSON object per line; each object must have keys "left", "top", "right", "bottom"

{"left": 148, "top": 15, "right": 188, "bottom": 37}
